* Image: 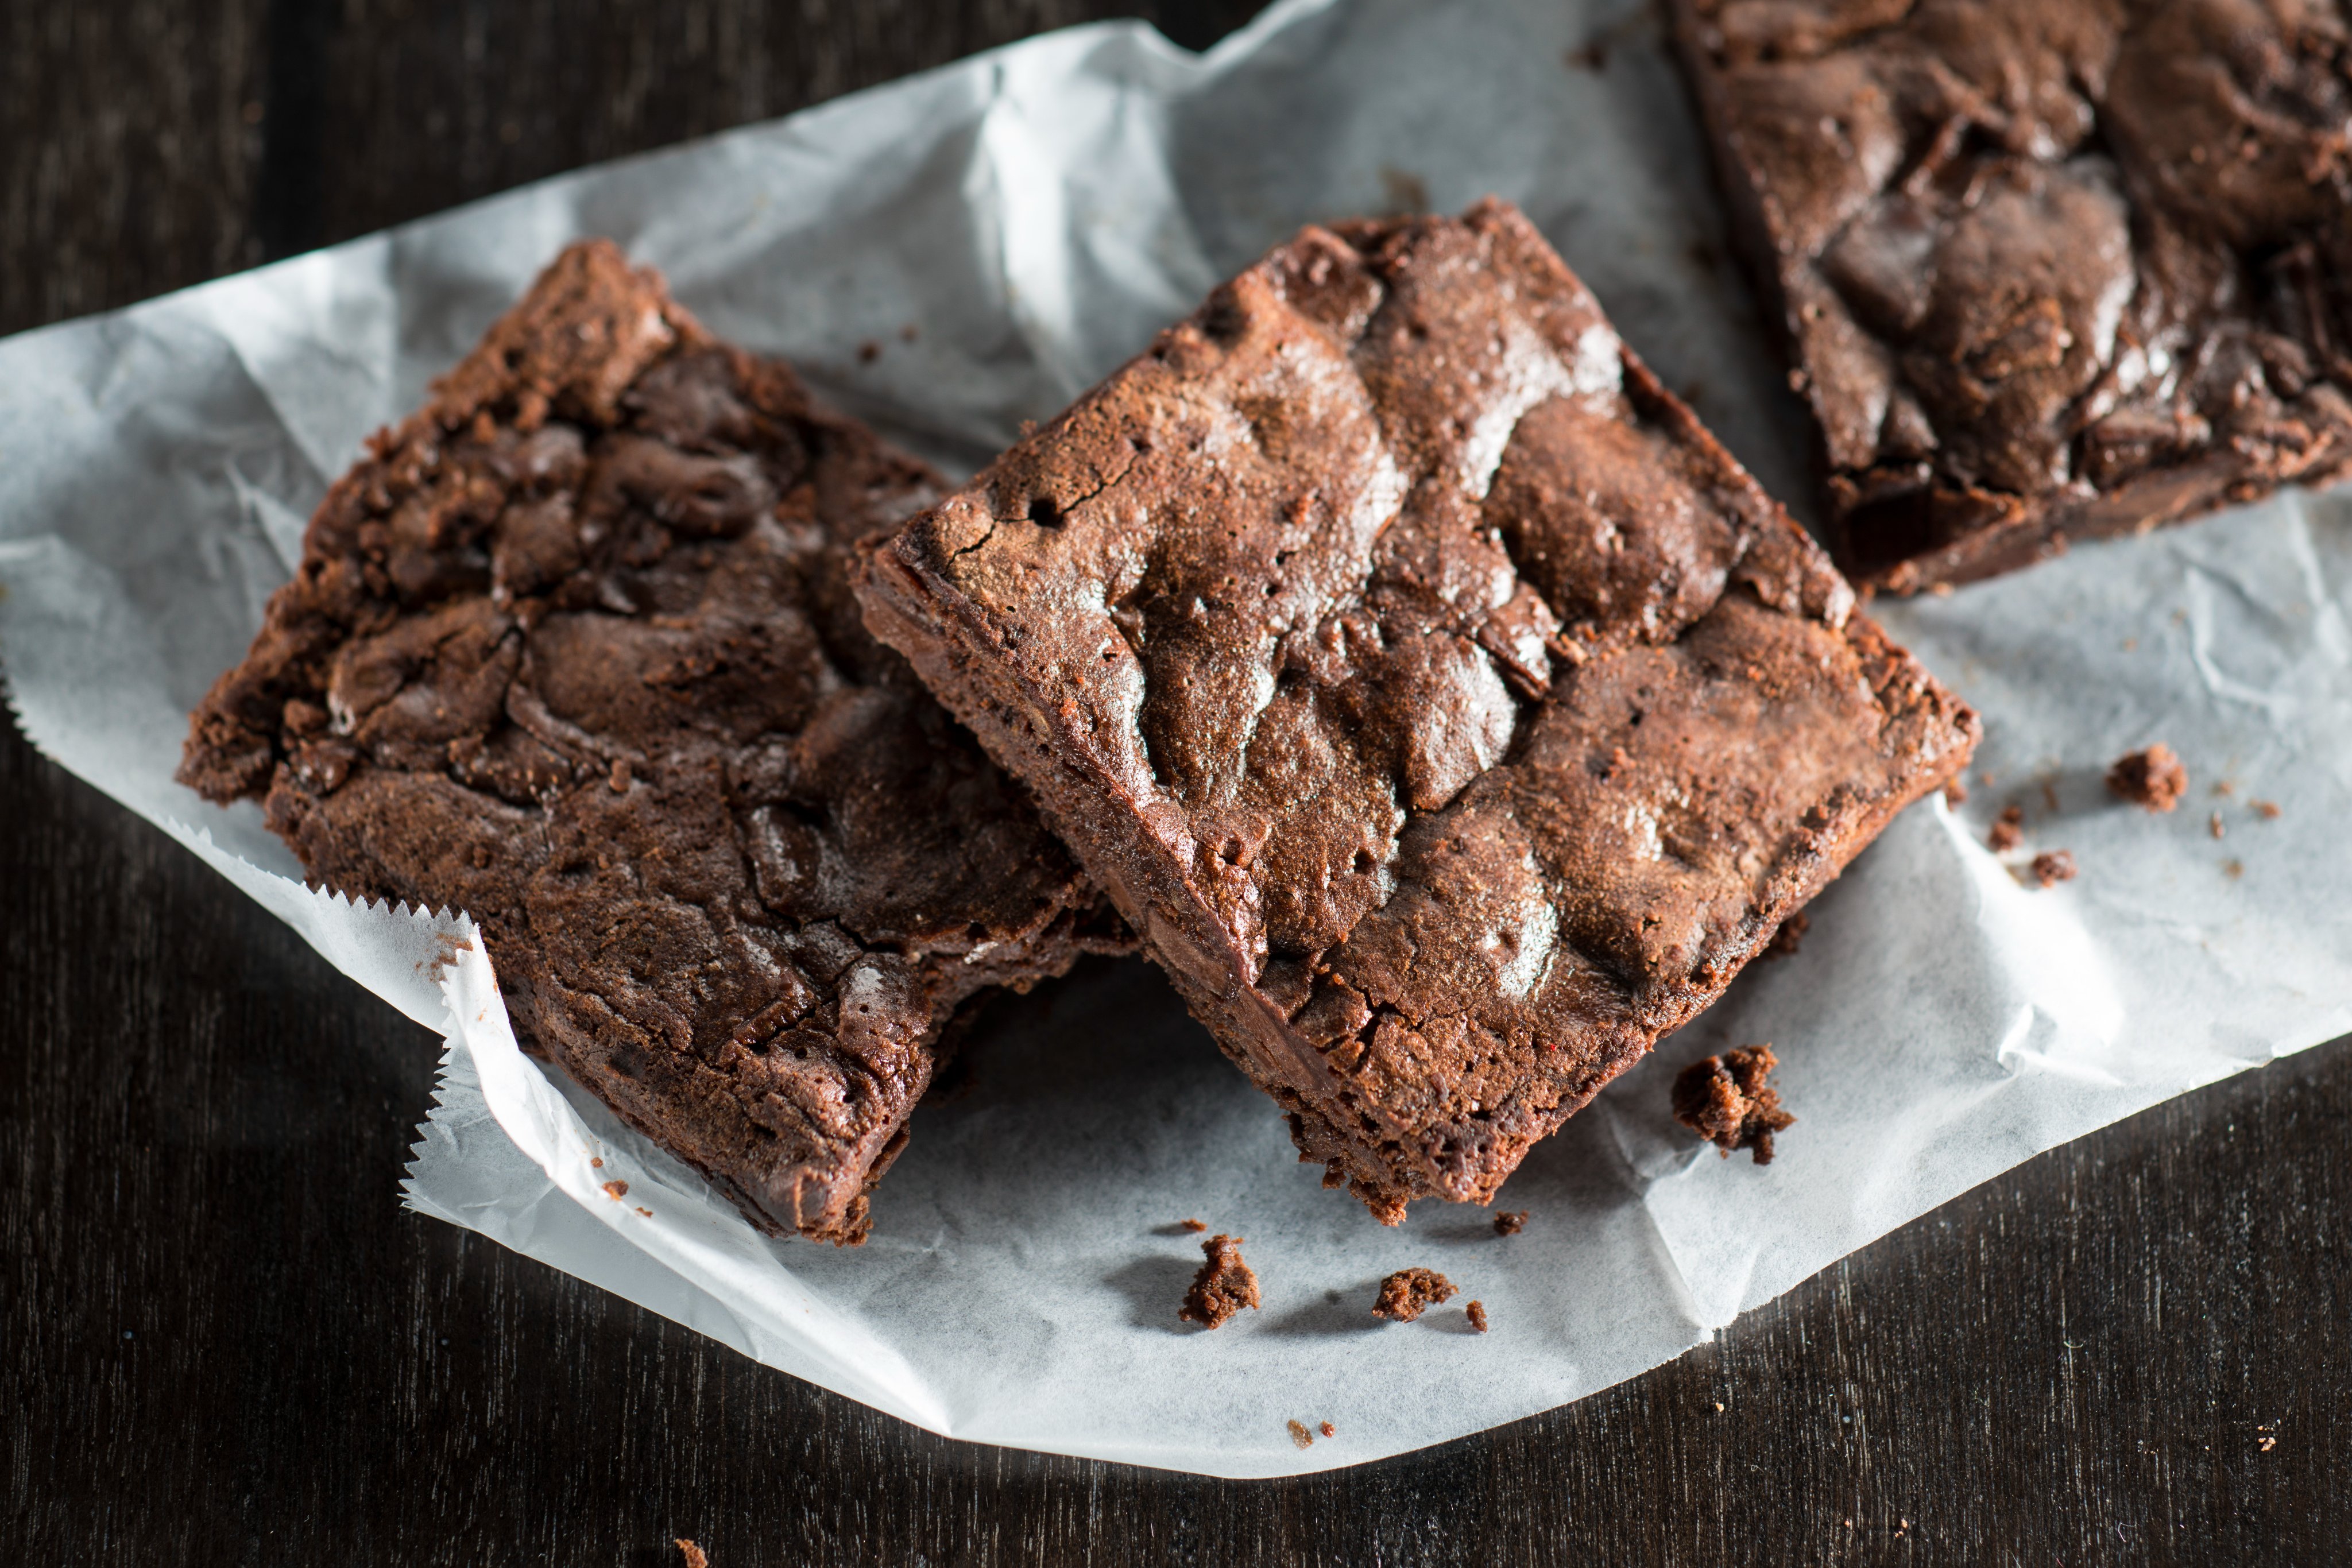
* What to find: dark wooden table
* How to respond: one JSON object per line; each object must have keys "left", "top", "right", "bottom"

{"left": 4, "top": 3, "right": 2343, "bottom": 1562}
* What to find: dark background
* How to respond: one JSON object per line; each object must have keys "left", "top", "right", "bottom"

{"left": 3, "top": 2, "right": 2344, "bottom": 1562}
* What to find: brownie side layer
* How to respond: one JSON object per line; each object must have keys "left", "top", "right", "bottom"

{"left": 858, "top": 201, "right": 1979, "bottom": 1220}
{"left": 1674, "top": 0, "right": 2352, "bottom": 591}
{"left": 179, "top": 242, "right": 1123, "bottom": 1245}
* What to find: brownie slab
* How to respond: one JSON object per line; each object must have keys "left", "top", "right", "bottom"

{"left": 1674, "top": 0, "right": 2352, "bottom": 590}
{"left": 857, "top": 200, "right": 1979, "bottom": 1220}
{"left": 179, "top": 241, "right": 1122, "bottom": 1244}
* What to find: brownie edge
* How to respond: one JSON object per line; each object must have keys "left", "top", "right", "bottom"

{"left": 856, "top": 200, "right": 1978, "bottom": 1221}
{"left": 178, "top": 241, "right": 1124, "bottom": 1244}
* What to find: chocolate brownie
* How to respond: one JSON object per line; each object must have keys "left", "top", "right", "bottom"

{"left": 857, "top": 200, "right": 1979, "bottom": 1220}
{"left": 1674, "top": 0, "right": 2352, "bottom": 590}
{"left": 1178, "top": 1234, "right": 1260, "bottom": 1327}
{"left": 1372, "top": 1268, "right": 1456, "bottom": 1323}
{"left": 1672, "top": 1043, "right": 1794, "bottom": 1163}
{"left": 177, "top": 242, "right": 1122, "bottom": 1244}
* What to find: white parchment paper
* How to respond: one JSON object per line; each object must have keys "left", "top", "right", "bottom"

{"left": 4, "top": 0, "right": 2349, "bottom": 1478}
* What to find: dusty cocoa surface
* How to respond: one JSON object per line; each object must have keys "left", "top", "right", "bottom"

{"left": 858, "top": 200, "right": 1978, "bottom": 1223}
{"left": 1673, "top": 1043, "right": 1796, "bottom": 1164}
{"left": 1675, "top": 0, "right": 2352, "bottom": 591}
{"left": 176, "top": 242, "right": 1123, "bottom": 1244}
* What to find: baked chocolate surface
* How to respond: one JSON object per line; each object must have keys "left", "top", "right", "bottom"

{"left": 858, "top": 200, "right": 1979, "bottom": 1221}
{"left": 178, "top": 241, "right": 1121, "bottom": 1244}
{"left": 1674, "top": 0, "right": 2352, "bottom": 590}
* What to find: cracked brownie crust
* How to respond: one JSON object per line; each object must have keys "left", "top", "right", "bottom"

{"left": 858, "top": 200, "right": 1978, "bottom": 1221}
{"left": 1675, "top": 0, "right": 2352, "bottom": 590}
{"left": 178, "top": 242, "right": 1121, "bottom": 1244}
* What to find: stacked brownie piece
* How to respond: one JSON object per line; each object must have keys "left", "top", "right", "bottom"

{"left": 185, "top": 204, "right": 1980, "bottom": 1237}
{"left": 1673, "top": 0, "right": 2352, "bottom": 590}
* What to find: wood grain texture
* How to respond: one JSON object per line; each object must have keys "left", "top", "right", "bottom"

{"left": 2, "top": 2, "right": 2344, "bottom": 1562}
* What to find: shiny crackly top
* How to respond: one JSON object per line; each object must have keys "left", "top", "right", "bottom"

{"left": 177, "top": 242, "right": 1109, "bottom": 1242}
{"left": 873, "top": 202, "right": 1976, "bottom": 1197}
{"left": 1681, "top": 0, "right": 2352, "bottom": 584}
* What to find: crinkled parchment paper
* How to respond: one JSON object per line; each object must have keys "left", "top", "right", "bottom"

{"left": 4, "top": 0, "right": 2349, "bottom": 1478}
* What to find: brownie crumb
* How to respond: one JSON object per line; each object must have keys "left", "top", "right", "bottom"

{"left": 1988, "top": 805, "right": 2024, "bottom": 853}
{"left": 1178, "top": 1234, "right": 1260, "bottom": 1329}
{"left": 1943, "top": 776, "right": 1968, "bottom": 807}
{"left": 1320, "top": 1421, "right": 1336, "bottom": 1438}
{"left": 1179, "top": 1218, "right": 1207, "bottom": 1233}
{"left": 1287, "top": 1419, "right": 1314, "bottom": 1450}
{"left": 2030, "top": 851, "right": 2078, "bottom": 888}
{"left": 1466, "top": 1300, "right": 1490, "bottom": 1333}
{"left": 856, "top": 339, "right": 881, "bottom": 363}
{"left": 602, "top": 1180, "right": 629, "bottom": 1201}
{"left": 2254, "top": 799, "right": 2282, "bottom": 820}
{"left": 1672, "top": 1045, "right": 1795, "bottom": 1165}
{"left": 675, "top": 1541, "right": 708, "bottom": 1568}
{"left": 2210, "top": 812, "right": 2227, "bottom": 840}
{"left": 589, "top": 1156, "right": 603, "bottom": 1168}
{"left": 1762, "top": 911, "right": 1809, "bottom": 959}
{"left": 2225, "top": 858, "right": 2246, "bottom": 879}
{"left": 2107, "top": 745, "right": 2188, "bottom": 812}
{"left": 1372, "top": 1268, "right": 1457, "bottom": 1323}
{"left": 1493, "top": 1210, "right": 1528, "bottom": 1237}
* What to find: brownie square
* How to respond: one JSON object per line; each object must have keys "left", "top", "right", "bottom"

{"left": 179, "top": 242, "right": 1123, "bottom": 1244}
{"left": 858, "top": 200, "right": 1978, "bottom": 1219}
{"left": 1674, "top": 0, "right": 2352, "bottom": 590}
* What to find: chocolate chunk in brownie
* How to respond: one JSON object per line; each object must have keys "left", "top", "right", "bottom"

{"left": 857, "top": 200, "right": 1979, "bottom": 1221}
{"left": 1673, "top": 0, "right": 2352, "bottom": 591}
{"left": 1372, "top": 1268, "right": 1457, "bottom": 1323}
{"left": 2031, "top": 849, "right": 2079, "bottom": 887}
{"left": 1179, "top": 1234, "right": 1261, "bottom": 1328}
{"left": 1672, "top": 1043, "right": 1794, "bottom": 1164}
{"left": 176, "top": 241, "right": 1124, "bottom": 1245}
{"left": 1465, "top": 1299, "right": 1490, "bottom": 1333}
{"left": 2108, "top": 744, "right": 2188, "bottom": 811}
{"left": 1493, "top": 1209, "right": 1528, "bottom": 1237}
